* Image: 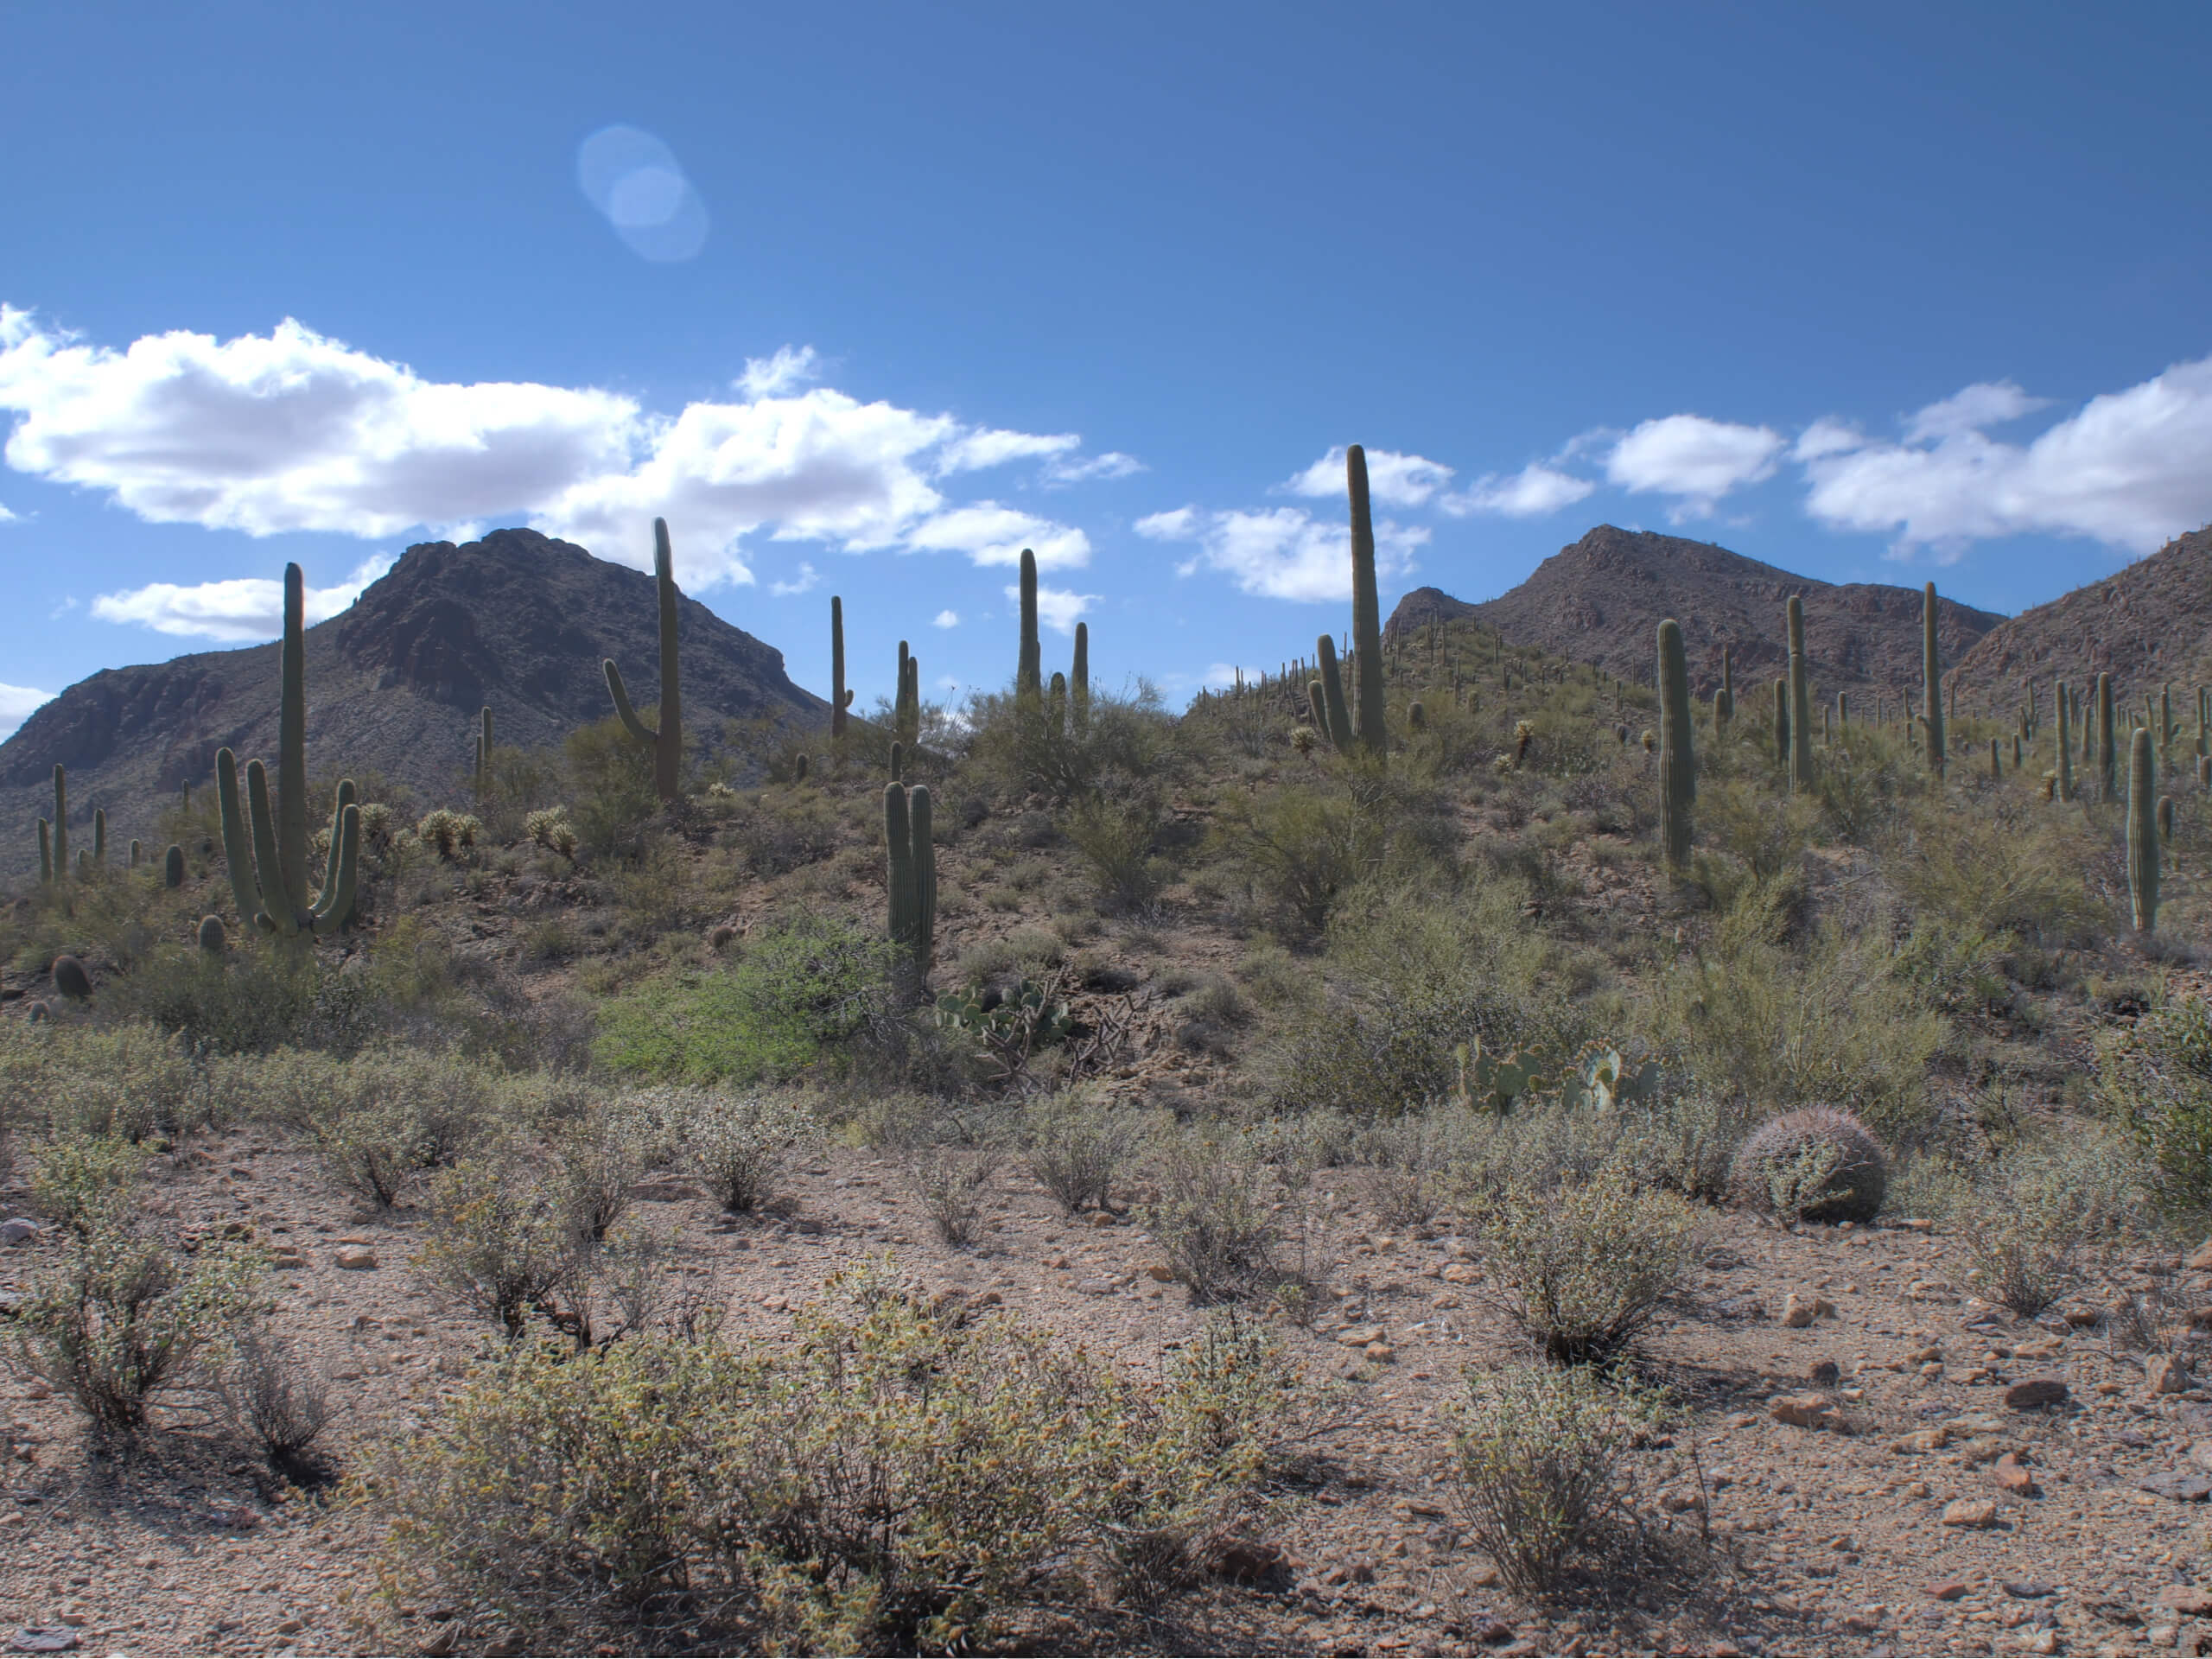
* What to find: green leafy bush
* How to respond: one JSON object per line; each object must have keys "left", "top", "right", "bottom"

{"left": 30, "top": 1135, "right": 146, "bottom": 1235}
{"left": 2099, "top": 996, "right": 2212, "bottom": 1223}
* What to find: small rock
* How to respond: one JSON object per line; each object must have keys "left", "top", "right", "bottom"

{"left": 1074, "top": 1278, "right": 1120, "bottom": 1297}
{"left": 1892, "top": 1427, "right": 1950, "bottom": 1454}
{"left": 2004, "top": 1378, "right": 2069, "bottom": 1409}
{"left": 1363, "top": 1342, "right": 1396, "bottom": 1363}
{"left": 1993, "top": 1453, "right": 2037, "bottom": 1496}
{"left": 1440, "top": 1262, "right": 1481, "bottom": 1284}
{"left": 273, "top": 1618, "right": 305, "bottom": 1635}
{"left": 2185, "top": 1238, "right": 2212, "bottom": 1273}
{"left": 1927, "top": 1581, "right": 1971, "bottom": 1601}
{"left": 1781, "top": 1292, "right": 1837, "bottom": 1328}
{"left": 2157, "top": 1586, "right": 2212, "bottom": 1617}
{"left": 1809, "top": 1359, "right": 1841, "bottom": 1386}
{"left": 0, "top": 1220, "right": 37, "bottom": 1246}
{"left": 2139, "top": 1470, "right": 2212, "bottom": 1502}
{"left": 1941, "top": 1499, "right": 1999, "bottom": 1529}
{"left": 1088, "top": 1211, "right": 1119, "bottom": 1229}
{"left": 1335, "top": 1325, "right": 1385, "bottom": 1348}
{"left": 1205, "top": 1537, "right": 1288, "bottom": 1585}
{"left": 334, "top": 1246, "right": 378, "bottom": 1271}
{"left": 2148, "top": 1355, "right": 2195, "bottom": 1395}
{"left": 1142, "top": 1263, "right": 1175, "bottom": 1281}
{"left": 2003, "top": 1580, "right": 2056, "bottom": 1599}
{"left": 9, "top": 1632, "right": 79, "bottom": 1655}
{"left": 1771, "top": 1392, "right": 1846, "bottom": 1431}
{"left": 2189, "top": 1440, "right": 2212, "bottom": 1474}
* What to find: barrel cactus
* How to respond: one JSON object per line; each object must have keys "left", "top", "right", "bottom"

{"left": 164, "top": 843, "right": 186, "bottom": 888}
{"left": 1728, "top": 1106, "right": 1887, "bottom": 1224}
{"left": 197, "top": 915, "right": 228, "bottom": 957}
{"left": 51, "top": 954, "right": 92, "bottom": 1001}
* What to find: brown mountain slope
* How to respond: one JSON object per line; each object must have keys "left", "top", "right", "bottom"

{"left": 1947, "top": 528, "right": 2212, "bottom": 718}
{"left": 0, "top": 528, "right": 825, "bottom": 880}
{"left": 1385, "top": 524, "right": 2004, "bottom": 699}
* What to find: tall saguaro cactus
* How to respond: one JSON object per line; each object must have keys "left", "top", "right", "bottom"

{"left": 215, "top": 563, "right": 359, "bottom": 937}
{"left": 1657, "top": 619, "right": 1695, "bottom": 868}
{"left": 2096, "top": 672, "right": 2118, "bottom": 804}
{"left": 1071, "top": 621, "right": 1090, "bottom": 739}
{"left": 39, "top": 763, "right": 67, "bottom": 887}
{"left": 1786, "top": 595, "right": 1813, "bottom": 791}
{"left": 474, "top": 707, "right": 494, "bottom": 787}
{"left": 830, "top": 596, "right": 851, "bottom": 739}
{"left": 1017, "top": 548, "right": 1042, "bottom": 699}
{"left": 602, "top": 518, "right": 684, "bottom": 804}
{"left": 1715, "top": 646, "right": 1734, "bottom": 729}
{"left": 2128, "top": 727, "right": 2159, "bottom": 932}
{"left": 884, "top": 781, "right": 937, "bottom": 1000}
{"left": 1316, "top": 636, "right": 1356, "bottom": 751}
{"left": 2056, "top": 681, "right": 2074, "bottom": 802}
{"left": 1346, "top": 445, "right": 1388, "bottom": 753}
{"left": 1922, "top": 581, "right": 1945, "bottom": 778}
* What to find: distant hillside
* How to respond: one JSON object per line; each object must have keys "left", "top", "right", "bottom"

{"left": 0, "top": 529, "right": 825, "bottom": 880}
{"left": 1386, "top": 524, "right": 2005, "bottom": 700}
{"left": 1948, "top": 528, "right": 2212, "bottom": 718}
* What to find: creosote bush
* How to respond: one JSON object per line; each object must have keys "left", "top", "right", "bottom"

{"left": 1020, "top": 1084, "right": 1141, "bottom": 1214}
{"left": 1478, "top": 1164, "right": 1702, "bottom": 1365}
{"left": 1959, "top": 1132, "right": 2157, "bottom": 1318}
{"left": 2098, "top": 997, "right": 2212, "bottom": 1224}
{"left": 683, "top": 1090, "right": 817, "bottom": 1212}
{"left": 416, "top": 1155, "right": 590, "bottom": 1338}
{"left": 371, "top": 1263, "right": 1292, "bottom": 1654}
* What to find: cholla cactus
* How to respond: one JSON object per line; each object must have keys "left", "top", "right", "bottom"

{"left": 1728, "top": 1107, "right": 1887, "bottom": 1224}
{"left": 416, "top": 809, "right": 483, "bottom": 861}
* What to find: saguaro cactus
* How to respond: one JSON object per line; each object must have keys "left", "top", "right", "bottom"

{"left": 1922, "top": 582, "right": 1945, "bottom": 778}
{"left": 1017, "top": 548, "right": 1042, "bottom": 699}
{"left": 1716, "top": 646, "right": 1734, "bottom": 728}
{"left": 1657, "top": 619, "right": 1695, "bottom": 868}
{"left": 2056, "top": 684, "right": 2075, "bottom": 801}
{"left": 1316, "top": 636, "right": 1356, "bottom": 752}
{"left": 48, "top": 764, "right": 67, "bottom": 887}
{"left": 2096, "top": 673, "right": 2118, "bottom": 804}
{"left": 1048, "top": 671, "right": 1068, "bottom": 739}
{"left": 602, "top": 518, "right": 684, "bottom": 803}
{"left": 93, "top": 808, "right": 106, "bottom": 867}
{"left": 1071, "top": 621, "right": 1090, "bottom": 739}
{"left": 164, "top": 843, "right": 186, "bottom": 888}
{"left": 475, "top": 707, "right": 493, "bottom": 780}
{"left": 831, "top": 595, "right": 852, "bottom": 739}
{"left": 1347, "top": 445, "right": 1388, "bottom": 753}
{"left": 1786, "top": 595, "right": 1813, "bottom": 791}
{"left": 214, "top": 563, "right": 360, "bottom": 937}
{"left": 2128, "top": 727, "right": 2159, "bottom": 932}
{"left": 1773, "top": 677, "right": 1790, "bottom": 770}
{"left": 884, "top": 781, "right": 937, "bottom": 999}
{"left": 36, "top": 819, "right": 50, "bottom": 886}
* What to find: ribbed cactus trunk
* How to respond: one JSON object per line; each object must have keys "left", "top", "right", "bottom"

{"left": 37, "top": 818, "right": 50, "bottom": 886}
{"left": 831, "top": 595, "right": 849, "bottom": 739}
{"left": 1017, "top": 547, "right": 1041, "bottom": 699}
{"left": 2096, "top": 673, "right": 2117, "bottom": 804}
{"left": 2128, "top": 727, "right": 2159, "bottom": 932}
{"left": 1715, "top": 646, "right": 1733, "bottom": 729}
{"left": 1346, "top": 445, "right": 1388, "bottom": 753}
{"left": 1316, "top": 636, "right": 1355, "bottom": 751}
{"left": 50, "top": 764, "right": 66, "bottom": 887}
{"left": 476, "top": 707, "right": 493, "bottom": 779}
{"left": 1657, "top": 619, "right": 1694, "bottom": 868}
{"left": 1785, "top": 595, "right": 1813, "bottom": 791}
{"left": 601, "top": 518, "right": 684, "bottom": 803}
{"left": 276, "top": 563, "right": 310, "bottom": 918}
{"left": 1048, "top": 672, "right": 1067, "bottom": 739}
{"left": 1922, "top": 581, "right": 1944, "bottom": 779}
{"left": 2056, "top": 683, "right": 2075, "bottom": 802}
{"left": 884, "top": 782, "right": 937, "bottom": 1001}
{"left": 1071, "top": 620, "right": 1090, "bottom": 739}
{"left": 93, "top": 809, "right": 105, "bottom": 867}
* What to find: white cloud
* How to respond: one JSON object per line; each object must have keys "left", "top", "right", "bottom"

{"left": 1902, "top": 380, "right": 2050, "bottom": 443}
{"left": 737, "top": 346, "right": 820, "bottom": 398}
{"left": 1284, "top": 445, "right": 1453, "bottom": 508}
{"left": 1201, "top": 662, "right": 1266, "bottom": 688}
{"left": 1045, "top": 450, "right": 1144, "bottom": 483}
{"left": 903, "top": 502, "right": 1090, "bottom": 569}
{"left": 90, "top": 554, "right": 394, "bottom": 643}
{"left": 769, "top": 560, "right": 818, "bottom": 597}
{"left": 1136, "top": 505, "right": 1427, "bottom": 602}
{"left": 1800, "top": 354, "right": 2212, "bottom": 557}
{"left": 0, "top": 682, "right": 52, "bottom": 740}
{"left": 932, "top": 609, "right": 959, "bottom": 628}
{"left": 0, "top": 500, "right": 16, "bottom": 522}
{"left": 1605, "top": 415, "right": 1785, "bottom": 518}
{"left": 1003, "top": 582, "right": 1096, "bottom": 634}
{"left": 1792, "top": 417, "right": 1865, "bottom": 462}
{"left": 0, "top": 306, "right": 1121, "bottom": 600}
{"left": 1439, "top": 462, "right": 1595, "bottom": 518}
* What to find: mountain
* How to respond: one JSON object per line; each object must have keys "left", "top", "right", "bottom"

{"left": 0, "top": 528, "right": 825, "bottom": 880}
{"left": 1946, "top": 528, "right": 2212, "bottom": 719}
{"left": 1385, "top": 524, "right": 2005, "bottom": 700}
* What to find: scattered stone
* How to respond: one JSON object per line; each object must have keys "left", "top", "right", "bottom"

{"left": 1940, "top": 1499, "right": 1999, "bottom": 1529}
{"left": 1993, "top": 1452, "right": 2037, "bottom": 1495}
{"left": 2139, "top": 1470, "right": 2212, "bottom": 1502}
{"left": 1088, "top": 1211, "right": 1119, "bottom": 1229}
{"left": 1782, "top": 1292, "right": 1838, "bottom": 1328}
{"left": 0, "top": 1219, "right": 36, "bottom": 1245}
{"left": 2190, "top": 1440, "right": 2212, "bottom": 1474}
{"left": 334, "top": 1246, "right": 378, "bottom": 1270}
{"left": 1142, "top": 1263, "right": 1175, "bottom": 1281}
{"left": 1363, "top": 1342, "right": 1396, "bottom": 1363}
{"left": 2003, "top": 1580, "right": 2056, "bottom": 1599}
{"left": 1809, "top": 1358, "right": 1841, "bottom": 1386}
{"left": 2185, "top": 1238, "right": 2212, "bottom": 1273}
{"left": 1907, "top": 1344, "right": 1944, "bottom": 1363}
{"left": 9, "top": 1633, "right": 79, "bottom": 1655}
{"left": 1440, "top": 1262, "right": 1480, "bottom": 1284}
{"left": 1771, "top": 1392, "right": 1846, "bottom": 1431}
{"left": 1927, "top": 1581, "right": 1970, "bottom": 1601}
{"left": 2156, "top": 1586, "right": 2212, "bottom": 1617}
{"left": 1205, "top": 1538, "right": 1288, "bottom": 1586}
{"left": 1075, "top": 1278, "right": 1120, "bottom": 1297}
{"left": 2003, "top": 1378, "right": 2069, "bottom": 1409}
{"left": 2148, "top": 1355, "right": 2195, "bottom": 1395}
{"left": 1335, "top": 1326, "right": 1385, "bottom": 1348}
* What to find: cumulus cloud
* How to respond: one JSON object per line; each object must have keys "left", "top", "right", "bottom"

{"left": 1045, "top": 450, "right": 1144, "bottom": 483}
{"left": 0, "top": 501, "right": 16, "bottom": 522}
{"left": 0, "top": 306, "right": 1127, "bottom": 607}
{"left": 1605, "top": 415, "right": 1786, "bottom": 518}
{"left": 903, "top": 502, "right": 1090, "bottom": 569}
{"left": 90, "top": 554, "right": 395, "bottom": 643}
{"left": 1284, "top": 445, "right": 1453, "bottom": 508}
{"left": 932, "top": 609, "right": 959, "bottom": 628}
{"left": 1137, "top": 504, "right": 1426, "bottom": 602}
{"left": 1201, "top": 662, "right": 1266, "bottom": 688}
{"left": 769, "top": 561, "right": 818, "bottom": 597}
{"left": 1799, "top": 355, "right": 2212, "bottom": 557}
{"left": 0, "top": 682, "right": 52, "bottom": 741}
{"left": 1439, "top": 462, "right": 1595, "bottom": 518}
{"left": 1002, "top": 582, "right": 1096, "bottom": 633}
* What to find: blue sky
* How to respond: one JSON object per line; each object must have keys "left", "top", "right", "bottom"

{"left": 3, "top": 2, "right": 2210, "bottom": 737}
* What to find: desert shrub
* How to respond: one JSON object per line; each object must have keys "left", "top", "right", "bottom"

{"left": 1959, "top": 1132, "right": 2156, "bottom": 1317}
{"left": 1478, "top": 1165, "right": 1702, "bottom": 1365}
{"left": 30, "top": 1134, "right": 145, "bottom": 1235}
{"left": 1019, "top": 1085, "right": 1141, "bottom": 1214}
{"left": 725, "top": 790, "right": 842, "bottom": 876}
{"left": 596, "top": 915, "right": 895, "bottom": 1084}
{"left": 16, "top": 1221, "right": 262, "bottom": 1433}
{"left": 1210, "top": 779, "right": 1377, "bottom": 936}
{"left": 372, "top": 1264, "right": 1287, "bottom": 1653}
{"left": 258, "top": 1045, "right": 499, "bottom": 1207}
{"left": 523, "top": 807, "right": 579, "bottom": 857}
{"left": 548, "top": 1115, "right": 641, "bottom": 1242}
{"left": 417, "top": 1156, "right": 591, "bottom": 1338}
{"left": 1061, "top": 788, "right": 1169, "bottom": 913}
{"left": 1144, "top": 1137, "right": 1314, "bottom": 1306}
{"left": 2098, "top": 996, "right": 2212, "bottom": 1224}
{"left": 1448, "top": 1363, "right": 1646, "bottom": 1595}
{"left": 1726, "top": 1106, "right": 1888, "bottom": 1224}
{"left": 1890, "top": 803, "right": 2102, "bottom": 949}
{"left": 565, "top": 713, "right": 663, "bottom": 861}
{"left": 1358, "top": 1106, "right": 1476, "bottom": 1230}
{"left": 905, "top": 1143, "right": 1002, "bottom": 1245}
{"left": 221, "top": 1328, "right": 341, "bottom": 1471}
{"left": 0, "top": 1021, "right": 206, "bottom": 1141}
{"left": 684, "top": 1090, "right": 817, "bottom": 1212}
